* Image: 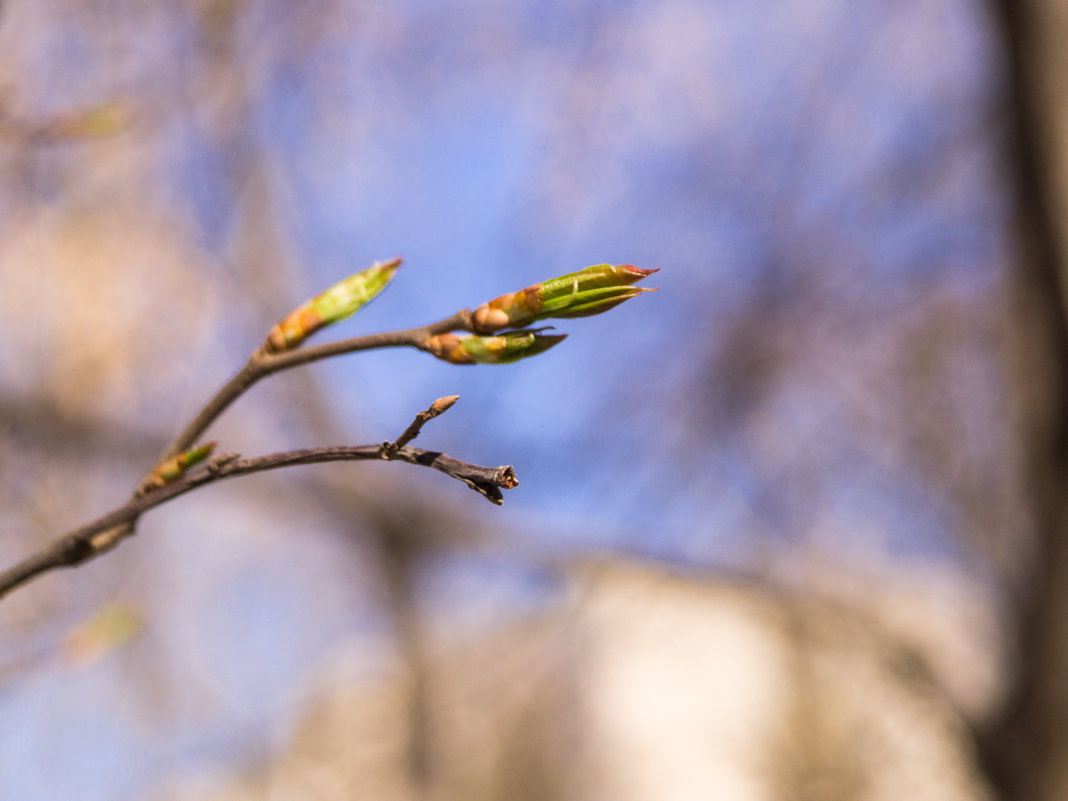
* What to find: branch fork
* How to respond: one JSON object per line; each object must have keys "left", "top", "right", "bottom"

{"left": 0, "top": 259, "right": 656, "bottom": 600}
{"left": 0, "top": 396, "right": 516, "bottom": 599}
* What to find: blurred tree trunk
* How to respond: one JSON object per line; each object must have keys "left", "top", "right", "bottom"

{"left": 981, "top": 2, "right": 1068, "bottom": 800}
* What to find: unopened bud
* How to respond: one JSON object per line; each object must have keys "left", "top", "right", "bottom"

{"left": 425, "top": 329, "right": 567, "bottom": 365}
{"left": 424, "top": 333, "right": 475, "bottom": 364}
{"left": 143, "top": 442, "right": 217, "bottom": 491}
{"left": 431, "top": 395, "right": 461, "bottom": 414}
{"left": 471, "top": 264, "right": 658, "bottom": 333}
{"left": 265, "top": 257, "right": 402, "bottom": 352}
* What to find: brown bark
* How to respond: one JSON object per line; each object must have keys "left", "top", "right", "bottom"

{"left": 980, "top": 2, "right": 1068, "bottom": 799}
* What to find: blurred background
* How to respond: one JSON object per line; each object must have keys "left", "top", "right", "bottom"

{"left": 1, "top": 0, "right": 1065, "bottom": 799}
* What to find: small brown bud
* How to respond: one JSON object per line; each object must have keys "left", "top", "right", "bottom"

{"left": 431, "top": 395, "right": 460, "bottom": 414}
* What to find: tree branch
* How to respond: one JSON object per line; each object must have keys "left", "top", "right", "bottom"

{"left": 78, "top": 310, "right": 480, "bottom": 582}
{"left": 383, "top": 394, "right": 461, "bottom": 454}
{"left": 0, "top": 292, "right": 502, "bottom": 602}
{"left": 161, "top": 310, "right": 475, "bottom": 461}
{"left": 0, "top": 435, "right": 517, "bottom": 600}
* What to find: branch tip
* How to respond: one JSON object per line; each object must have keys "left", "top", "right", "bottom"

{"left": 431, "top": 394, "right": 460, "bottom": 414}
{"left": 497, "top": 466, "right": 519, "bottom": 489}
{"left": 388, "top": 395, "right": 461, "bottom": 452}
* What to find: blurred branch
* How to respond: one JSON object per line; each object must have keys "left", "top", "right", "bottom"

{"left": 0, "top": 398, "right": 518, "bottom": 600}
{"left": 0, "top": 100, "right": 131, "bottom": 145}
{"left": 0, "top": 391, "right": 160, "bottom": 460}
{"left": 979, "top": 2, "right": 1068, "bottom": 800}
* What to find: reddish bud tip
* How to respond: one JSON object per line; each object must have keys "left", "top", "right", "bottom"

{"left": 618, "top": 265, "right": 659, "bottom": 277}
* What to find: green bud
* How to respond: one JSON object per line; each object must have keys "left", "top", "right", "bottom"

{"left": 472, "top": 264, "right": 657, "bottom": 333}
{"left": 425, "top": 329, "right": 567, "bottom": 365}
{"left": 144, "top": 442, "right": 217, "bottom": 490}
{"left": 266, "top": 257, "right": 402, "bottom": 352}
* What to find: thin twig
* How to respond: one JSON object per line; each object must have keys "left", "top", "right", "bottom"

{"left": 0, "top": 441, "right": 517, "bottom": 600}
{"left": 85, "top": 310, "right": 480, "bottom": 579}
{"left": 384, "top": 395, "right": 461, "bottom": 455}
{"left": 162, "top": 310, "right": 475, "bottom": 461}
{"left": 1, "top": 303, "right": 484, "bottom": 601}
